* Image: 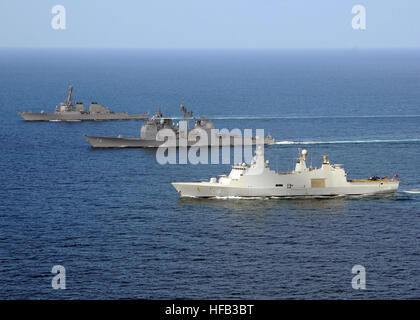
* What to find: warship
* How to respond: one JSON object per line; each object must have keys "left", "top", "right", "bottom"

{"left": 84, "top": 100, "right": 275, "bottom": 148}
{"left": 172, "top": 147, "right": 399, "bottom": 198}
{"left": 17, "top": 85, "right": 149, "bottom": 121}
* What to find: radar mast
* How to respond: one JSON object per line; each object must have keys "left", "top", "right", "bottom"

{"left": 180, "top": 98, "right": 193, "bottom": 119}
{"left": 66, "top": 85, "right": 74, "bottom": 110}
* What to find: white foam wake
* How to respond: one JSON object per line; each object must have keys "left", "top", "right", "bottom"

{"left": 403, "top": 189, "right": 420, "bottom": 194}
{"left": 275, "top": 139, "right": 420, "bottom": 145}
{"left": 168, "top": 114, "right": 420, "bottom": 121}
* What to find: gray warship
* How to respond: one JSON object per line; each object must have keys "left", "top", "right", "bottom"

{"left": 18, "top": 85, "right": 149, "bottom": 121}
{"left": 84, "top": 101, "right": 275, "bottom": 148}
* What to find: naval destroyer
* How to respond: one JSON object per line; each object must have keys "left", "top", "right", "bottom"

{"left": 18, "top": 85, "right": 149, "bottom": 121}
{"left": 172, "top": 148, "right": 399, "bottom": 198}
{"left": 84, "top": 101, "right": 275, "bottom": 148}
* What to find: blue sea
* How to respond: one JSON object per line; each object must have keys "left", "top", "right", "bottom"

{"left": 0, "top": 48, "right": 419, "bottom": 299}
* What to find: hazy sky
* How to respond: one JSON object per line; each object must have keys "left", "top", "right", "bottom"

{"left": 1, "top": 0, "right": 419, "bottom": 48}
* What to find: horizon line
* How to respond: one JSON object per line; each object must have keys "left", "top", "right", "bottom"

{"left": 1, "top": 46, "right": 420, "bottom": 51}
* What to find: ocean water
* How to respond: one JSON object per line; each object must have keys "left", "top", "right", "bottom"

{"left": 0, "top": 48, "right": 419, "bottom": 299}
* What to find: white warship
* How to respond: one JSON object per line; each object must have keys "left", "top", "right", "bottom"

{"left": 84, "top": 100, "right": 275, "bottom": 148}
{"left": 18, "top": 85, "right": 149, "bottom": 121}
{"left": 172, "top": 148, "right": 399, "bottom": 198}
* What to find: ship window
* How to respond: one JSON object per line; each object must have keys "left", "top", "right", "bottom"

{"left": 275, "top": 184, "right": 283, "bottom": 187}
{"left": 287, "top": 184, "right": 293, "bottom": 188}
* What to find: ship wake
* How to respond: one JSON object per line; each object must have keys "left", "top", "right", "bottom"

{"left": 275, "top": 138, "right": 420, "bottom": 145}
{"left": 169, "top": 114, "right": 420, "bottom": 121}
{"left": 403, "top": 189, "right": 420, "bottom": 194}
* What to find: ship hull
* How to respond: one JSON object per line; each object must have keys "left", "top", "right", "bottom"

{"left": 84, "top": 135, "right": 275, "bottom": 148}
{"left": 18, "top": 111, "right": 149, "bottom": 121}
{"left": 84, "top": 136, "right": 164, "bottom": 148}
{"left": 172, "top": 181, "right": 399, "bottom": 198}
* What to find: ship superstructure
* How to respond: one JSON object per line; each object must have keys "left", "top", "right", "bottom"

{"left": 172, "top": 148, "right": 399, "bottom": 198}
